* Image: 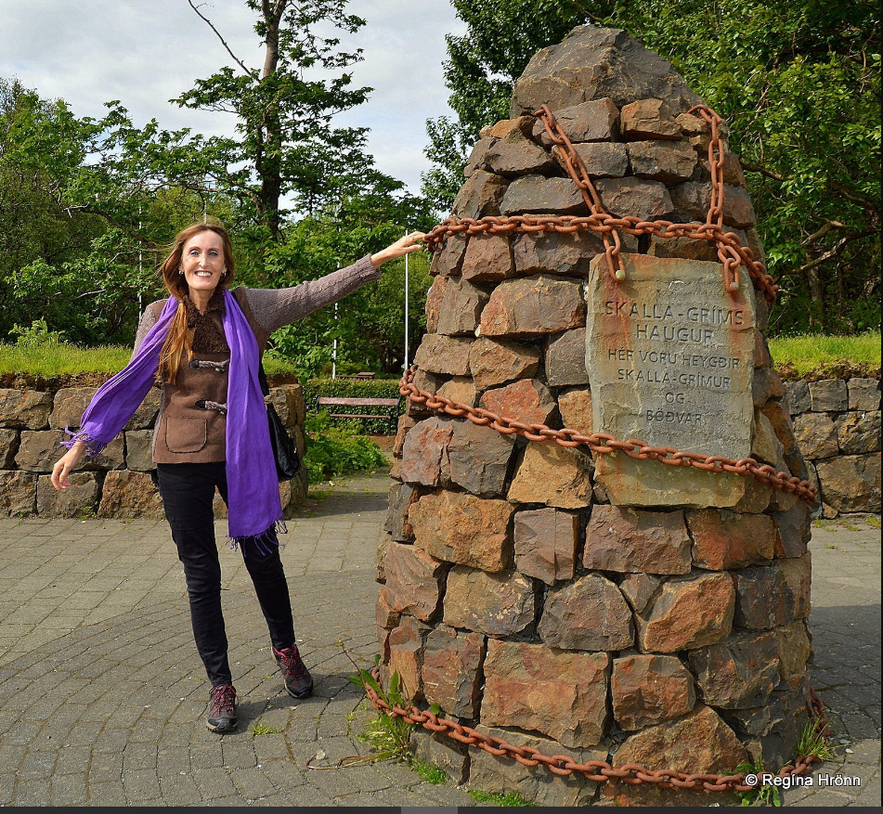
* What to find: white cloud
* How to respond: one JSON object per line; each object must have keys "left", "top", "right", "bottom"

{"left": 0, "top": 0, "right": 466, "bottom": 194}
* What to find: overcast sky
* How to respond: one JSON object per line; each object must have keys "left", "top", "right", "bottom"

{"left": 0, "top": 0, "right": 466, "bottom": 196}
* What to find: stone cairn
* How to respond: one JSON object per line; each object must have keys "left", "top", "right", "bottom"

{"left": 375, "top": 26, "right": 816, "bottom": 807}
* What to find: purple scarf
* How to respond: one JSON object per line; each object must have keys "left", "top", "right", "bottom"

{"left": 63, "top": 289, "right": 284, "bottom": 548}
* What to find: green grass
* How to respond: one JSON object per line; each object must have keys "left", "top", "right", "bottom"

{"left": 0, "top": 342, "right": 301, "bottom": 379}
{"left": 0, "top": 343, "right": 132, "bottom": 377}
{"left": 768, "top": 331, "right": 881, "bottom": 377}
{"left": 467, "top": 789, "right": 535, "bottom": 806}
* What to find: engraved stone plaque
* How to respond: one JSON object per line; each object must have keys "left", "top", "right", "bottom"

{"left": 586, "top": 254, "right": 756, "bottom": 507}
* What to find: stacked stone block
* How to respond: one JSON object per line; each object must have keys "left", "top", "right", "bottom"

{"left": 0, "top": 383, "right": 308, "bottom": 519}
{"left": 377, "top": 25, "right": 818, "bottom": 806}
{"left": 785, "top": 377, "right": 881, "bottom": 517}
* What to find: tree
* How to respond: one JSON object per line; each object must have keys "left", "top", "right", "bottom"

{"left": 423, "top": 0, "right": 881, "bottom": 334}
{"left": 174, "top": 0, "right": 374, "bottom": 242}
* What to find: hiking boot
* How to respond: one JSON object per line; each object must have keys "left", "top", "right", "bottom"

{"left": 206, "top": 684, "right": 237, "bottom": 733}
{"left": 273, "top": 644, "right": 313, "bottom": 699}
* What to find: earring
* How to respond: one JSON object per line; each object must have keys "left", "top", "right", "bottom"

{"left": 178, "top": 267, "right": 184, "bottom": 276}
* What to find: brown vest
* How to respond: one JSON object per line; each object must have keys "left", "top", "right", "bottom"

{"left": 150, "top": 287, "right": 269, "bottom": 464}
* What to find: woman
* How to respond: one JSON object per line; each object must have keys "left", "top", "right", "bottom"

{"left": 51, "top": 222, "right": 424, "bottom": 733}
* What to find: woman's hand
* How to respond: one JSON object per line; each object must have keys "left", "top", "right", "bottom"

{"left": 370, "top": 231, "right": 426, "bottom": 269}
{"left": 51, "top": 442, "right": 87, "bottom": 491}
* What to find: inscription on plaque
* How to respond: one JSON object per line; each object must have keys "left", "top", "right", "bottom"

{"left": 586, "top": 254, "right": 756, "bottom": 507}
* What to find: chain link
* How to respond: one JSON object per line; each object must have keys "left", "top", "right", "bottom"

{"left": 423, "top": 105, "right": 779, "bottom": 303}
{"left": 363, "top": 668, "right": 828, "bottom": 793}
{"left": 399, "top": 367, "right": 817, "bottom": 503}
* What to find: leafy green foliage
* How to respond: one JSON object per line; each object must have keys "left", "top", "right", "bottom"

{"left": 423, "top": 0, "right": 881, "bottom": 335}
{"left": 735, "top": 756, "right": 783, "bottom": 807}
{"left": 302, "top": 412, "right": 387, "bottom": 484}
{"left": 345, "top": 652, "right": 414, "bottom": 763}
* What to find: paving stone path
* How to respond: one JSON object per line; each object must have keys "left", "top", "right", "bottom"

{"left": 0, "top": 469, "right": 878, "bottom": 807}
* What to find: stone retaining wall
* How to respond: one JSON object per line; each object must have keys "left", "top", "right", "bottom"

{"left": 785, "top": 377, "right": 881, "bottom": 517}
{"left": 0, "top": 383, "right": 308, "bottom": 519}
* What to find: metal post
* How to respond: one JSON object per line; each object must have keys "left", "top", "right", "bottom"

{"left": 332, "top": 301, "right": 338, "bottom": 380}
{"left": 404, "top": 230, "right": 410, "bottom": 371}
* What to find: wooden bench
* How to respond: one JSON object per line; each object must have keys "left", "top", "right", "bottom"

{"left": 315, "top": 396, "right": 402, "bottom": 434}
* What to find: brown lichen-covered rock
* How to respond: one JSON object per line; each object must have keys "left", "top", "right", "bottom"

{"left": 443, "top": 566, "right": 535, "bottom": 636}
{"left": 124, "top": 430, "right": 154, "bottom": 472}
{"left": 792, "top": 412, "right": 839, "bottom": 459}
{"left": 480, "top": 274, "right": 586, "bottom": 338}
{"left": 461, "top": 233, "right": 516, "bottom": 283}
{"left": 0, "top": 389, "right": 54, "bottom": 430}
{"left": 513, "top": 507, "right": 579, "bottom": 585}
{"left": 500, "top": 175, "right": 588, "bottom": 216}
{"left": 809, "top": 379, "right": 848, "bottom": 412}
{"left": 469, "top": 337, "right": 541, "bottom": 390}
{"left": 97, "top": 470, "right": 164, "bottom": 518}
{"left": 485, "top": 124, "right": 559, "bottom": 177}
{"left": 383, "top": 541, "right": 447, "bottom": 622}
{"left": 686, "top": 509, "right": 776, "bottom": 570}
{"left": 559, "top": 141, "right": 629, "bottom": 178}
{"left": 397, "top": 416, "right": 453, "bottom": 487}
{"left": 538, "top": 573, "right": 634, "bottom": 651}
{"left": 815, "top": 453, "right": 881, "bottom": 514}
{"left": 732, "top": 564, "right": 795, "bottom": 630}
{"left": 619, "top": 573, "right": 662, "bottom": 615}
{"left": 773, "top": 502, "right": 812, "bottom": 559}
{"left": 429, "top": 233, "right": 469, "bottom": 277}
{"left": 647, "top": 234, "right": 720, "bottom": 262}
{"left": 512, "top": 231, "right": 604, "bottom": 278}
{"left": 436, "top": 376, "right": 479, "bottom": 408}
{"left": 508, "top": 442, "right": 593, "bottom": 509}
{"left": 637, "top": 571, "right": 735, "bottom": 653}
{"left": 446, "top": 418, "right": 517, "bottom": 496}
{"left": 511, "top": 27, "right": 702, "bottom": 115}
{"left": 452, "top": 170, "right": 509, "bottom": 220}
{"left": 848, "top": 378, "right": 880, "bottom": 411}
{"left": 481, "top": 639, "right": 610, "bottom": 748}
{"left": 612, "top": 705, "right": 748, "bottom": 777}
{"left": 620, "top": 98, "right": 682, "bottom": 140}
{"left": 777, "top": 554, "right": 812, "bottom": 620}
{"left": 412, "top": 334, "right": 473, "bottom": 376}
{"left": 688, "top": 631, "right": 780, "bottom": 709}
{"left": 532, "top": 97, "right": 620, "bottom": 146}
{"left": 545, "top": 328, "right": 590, "bottom": 387}
{"left": 480, "top": 378, "right": 557, "bottom": 427}
{"left": 433, "top": 277, "right": 490, "bottom": 336}
{"left": 627, "top": 139, "right": 697, "bottom": 182}
{"left": 468, "top": 728, "right": 604, "bottom": 807}
{"left": 408, "top": 489, "right": 514, "bottom": 572}
{"left": 594, "top": 176, "right": 674, "bottom": 221}
{"left": 836, "top": 411, "right": 881, "bottom": 455}
{"left": 774, "top": 620, "right": 813, "bottom": 680}
{"left": 421, "top": 625, "right": 485, "bottom": 719}
{"left": 557, "top": 387, "right": 593, "bottom": 436}
{"left": 385, "top": 615, "right": 430, "bottom": 701}
{"left": 0, "top": 471, "right": 37, "bottom": 516}
{"left": 384, "top": 481, "right": 418, "bottom": 542}
{"left": 583, "top": 505, "right": 692, "bottom": 575}
{"left": 35, "top": 472, "right": 101, "bottom": 519}
{"left": 612, "top": 654, "right": 696, "bottom": 730}
{"left": 48, "top": 387, "right": 98, "bottom": 430}
{"left": 0, "top": 428, "right": 18, "bottom": 468}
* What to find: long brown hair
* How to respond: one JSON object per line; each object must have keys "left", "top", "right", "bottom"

{"left": 158, "top": 222, "right": 236, "bottom": 383}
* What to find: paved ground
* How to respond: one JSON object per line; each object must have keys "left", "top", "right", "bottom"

{"left": 0, "top": 469, "right": 878, "bottom": 808}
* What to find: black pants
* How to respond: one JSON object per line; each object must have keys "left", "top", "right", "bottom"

{"left": 156, "top": 462, "right": 296, "bottom": 687}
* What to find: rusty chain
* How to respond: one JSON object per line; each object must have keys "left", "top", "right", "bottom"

{"left": 422, "top": 104, "right": 779, "bottom": 303}
{"left": 399, "top": 366, "right": 817, "bottom": 503}
{"left": 377, "top": 104, "right": 823, "bottom": 795}
{"left": 362, "top": 668, "right": 829, "bottom": 794}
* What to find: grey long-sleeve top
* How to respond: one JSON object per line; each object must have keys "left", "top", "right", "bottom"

{"left": 134, "top": 255, "right": 381, "bottom": 464}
